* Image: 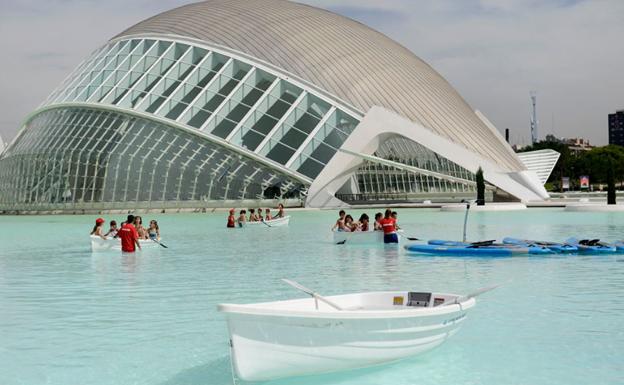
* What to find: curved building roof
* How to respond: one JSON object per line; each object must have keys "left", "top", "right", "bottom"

{"left": 116, "top": 0, "right": 523, "bottom": 171}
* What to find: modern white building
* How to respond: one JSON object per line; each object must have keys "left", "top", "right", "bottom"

{"left": 516, "top": 149, "right": 560, "bottom": 185}
{"left": 0, "top": 0, "right": 548, "bottom": 212}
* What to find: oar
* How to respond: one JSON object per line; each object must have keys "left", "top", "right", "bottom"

{"left": 261, "top": 219, "right": 272, "bottom": 228}
{"left": 151, "top": 238, "right": 168, "bottom": 248}
{"left": 336, "top": 229, "right": 356, "bottom": 245}
{"left": 282, "top": 279, "right": 344, "bottom": 310}
{"left": 398, "top": 232, "right": 420, "bottom": 241}
{"left": 442, "top": 284, "right": 499, "bottom": 306}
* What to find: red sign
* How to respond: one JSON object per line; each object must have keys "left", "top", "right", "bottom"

{"left": 580, "top": 175, "right": 590, "bottom": 189}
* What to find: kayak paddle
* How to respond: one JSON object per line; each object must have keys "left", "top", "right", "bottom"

{"left": 151, "top": 239, "right": 168, "bottom": 248}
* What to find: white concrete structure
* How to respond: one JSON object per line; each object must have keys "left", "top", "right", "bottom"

{"left": 564, "top": 203, "right": 624, "bottom": 212}
{"left": 0, "top": 0, "right": 547, "bottom": 211}
{"left": 440, "top": 203, "right": 527, "bottom": 211}
{"left": 517, "top": 149, "right": 560, "bottom": 185}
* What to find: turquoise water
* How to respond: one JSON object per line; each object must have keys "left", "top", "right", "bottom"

{"left": 0, "top": 209, "right": 623, "bottom": 385}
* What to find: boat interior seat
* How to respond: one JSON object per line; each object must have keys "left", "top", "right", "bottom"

{"left": 407, "top": 292, "right": 431, "bottom": 307}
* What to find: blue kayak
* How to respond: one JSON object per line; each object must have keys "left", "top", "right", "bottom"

{"left": 502, "top": 237, "right": 578, "bottom": 253}
{"left": 428, "top": 239, "right": 495, "bottom": 247}
{"left": 405, "top": 243, "right": 554, "bottom": 256}
{"left": 565, "top": 238, "right": 617, "bottom": 254}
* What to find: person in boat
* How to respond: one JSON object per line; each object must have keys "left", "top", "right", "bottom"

{"left": 332, "top": 210, "right": 349, "bottom": 231}
{"left": 391, "top": 211, "right": 401, "bottom": 230}
{"left": 237, "top": 210, "right": 247, "bottom": 227}
{"left": 373, "top": 212, "right": 383, "bottom": 231}
{"left": 90, "top": 217, "right": 106, "bottom": 239}
{"left": 257, "top": 208, "right": 264, "bottom": 221}
{"left": 379, "top": 209, "right": 398, "bottom": 243}
{"left": 248, "top": 208, "right": 258, "bottom": 222}
{"left": 358, "top": 213, "right": 370, "bottom": 231}
{"left": 345, "top": 215, "right": 358, "bottom": 232}
{"left": 119, "top": 214, "right": 141, "bottom": 252}
{"left": 275, "top": 203, "right": 285, "bottom": 218}
{"left": 227, "top": 209, "right": 236, "bottom": 228}
{"left": 148, "top": 220, "right": 160, "bottom": 241}
{"left": 133, "top": 216, "right": 148, "bottom": 240}
{"left": 104, "top": 220, "right": 118, "bottom": 237}
{"left": 265, "top": 208, "right": 272, "bottom": 221}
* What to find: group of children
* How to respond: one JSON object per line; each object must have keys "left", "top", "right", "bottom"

{"left": 227, "top": 203, "right": 286, "bottom": 228}
{"left": 90, "top": 215, "right": 161, "bottom": 242}
{"left": 332, "top": 209, "right": 401, "bottom": 243}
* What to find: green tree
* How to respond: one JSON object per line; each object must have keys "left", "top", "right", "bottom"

{"left": 607, "top": 158, "right": 616, "bottom": 204}
{"left": 574, "top": 146, "right": 624, "bottom": 184}
{"left": 476, "top": 167, "right": 485, "bottom": 206}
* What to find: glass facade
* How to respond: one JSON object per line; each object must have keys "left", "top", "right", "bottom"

{"left": 0, "top": 108, "right": 306, "bottom": 210}
{"left": 0, "top": 37, "right": 363, "bottom": 211}
{"left": 353, "top": 136, "right": 480, "bottom": 196}
{"left": 42, "top": 37, "right": 359, "bottom": 181}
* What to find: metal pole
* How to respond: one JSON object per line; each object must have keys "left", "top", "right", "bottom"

{"left": 462, "top": 202, "right": 470, "bottom": 243}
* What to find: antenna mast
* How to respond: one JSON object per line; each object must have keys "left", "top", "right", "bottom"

{"left": 530, "top": 91, "right": 538, "bottom": 144}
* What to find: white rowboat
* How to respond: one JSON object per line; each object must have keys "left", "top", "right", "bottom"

{"left": 333, "top": 229, "right": 403, "bottom": 244}
{"left": 218, "top": 289, "right": 476, "bottom": 381}
{"left": 90, "top": 235, "right": 160, "bottom": 251}
{"left": 239, "top": 215, "right": 290, "bottom": 228}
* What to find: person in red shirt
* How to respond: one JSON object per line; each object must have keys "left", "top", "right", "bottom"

{"left": 227, "top": 209, "right": 236, "bottom": 228}
{"left": 118, "top": 214, "right": 141, "bottom": 252}
{"left": 378, "top": 209, "right": 398, "bottom": 243}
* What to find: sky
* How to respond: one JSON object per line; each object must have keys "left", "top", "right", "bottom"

{"left": 0, "top": 0, "right": 622, "bottom": 147}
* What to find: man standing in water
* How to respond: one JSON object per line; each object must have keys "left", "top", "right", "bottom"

{"left": 379, "top": 209, "right": 398, "bottom": 243}
{"left": 119, "top": 214, "right": 141, "bottom": 252}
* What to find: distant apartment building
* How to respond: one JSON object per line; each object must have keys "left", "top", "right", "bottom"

{"left": 564, "top": 137, "right": 594, "bottom": 154}
{"left": 539, "top": 134, "right": 593, "bottom": 154}
{"left": 609, "top": 110, "right": 624, "bottom": 146}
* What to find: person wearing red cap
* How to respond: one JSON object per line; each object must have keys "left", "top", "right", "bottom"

{"left": 90, "top": 218, "right": 106, "bottom": 239}
{"left": 227, "top": 209, "right": 236, "bottom": 228}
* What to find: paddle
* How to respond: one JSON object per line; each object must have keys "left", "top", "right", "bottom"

{"left": 442, "top": 284, "right": 499, "bottom": 307}
{"left": 151, "top": 238, "right": 168, "bottom": 248}
{"left": 469, "top": 239, "right": 496, "bottom": 247}
{"left": 261, "top": 219, "right": 272, "bottom": 228}
{"left": 282, "top": 279, "right": 344, "bottom": 311}
{"left": 336, "top": 229, "right": 355, "bottom": 244}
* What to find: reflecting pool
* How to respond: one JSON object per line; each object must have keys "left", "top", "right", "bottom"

{"left": 0, "top": 209, "right": 622, "bottom": 385}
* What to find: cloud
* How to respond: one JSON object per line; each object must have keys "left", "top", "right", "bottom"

{"left": 0, "top": 0, "right": 621, "bottom": 146}
{"left": 302, "top": 0, "right": 624, "bottom": 145}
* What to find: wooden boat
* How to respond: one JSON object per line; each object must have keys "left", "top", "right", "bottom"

{"left": 90, "top": 235, "right": 160, "bottom": 251}
{"left": 239, "top": 215, "right": 290, "bottom": 228}
{"left": 218, "top": 280, "right": 489, "bottom": 381}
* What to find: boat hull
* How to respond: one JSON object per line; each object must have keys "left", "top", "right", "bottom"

{"left": 90, "top": 235, "right": 159, "bottom": 251}
{"left": 333, "top": 230, "right": 402, "bottom": 244}
{"left": 239, "top": 215, "right": 290, "bottom": 228}
{"left": 219, "top": 293, "right": 474, "bottom": 381}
